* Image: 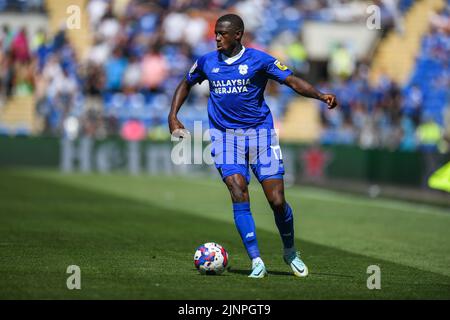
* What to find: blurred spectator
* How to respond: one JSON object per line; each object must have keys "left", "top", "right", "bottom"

{"left": 123, "top": 54, "right": 141, "bottom": 91}
{"left": 1, "top": 51, "right": 14, "bottom": 99}
{"left": 337, "top": 116, "right": 356, "bottom": 145}
{"left": 11, "top": 27, "right": 30, "bottom": 63}
{"left": 1, "top": 25, "right": 13, "bottom": 52}
{"left": 97, "top": 4, "right": 120, "bottom": 44}
{"left": 47, "top": 65, "right": 78, "bottom": 120}
{"left": 162, "top": 10, "right": 189, "bottom": 44}
{"left": 399, "top": 116, "right": 417, "bottom": 151}
{"left": 103, "top": 46, "right": 128, "bottom": 92}
{"left": 441, "top": 105, "right": 450, "bottom": 153}
{"left": 87, "top": 36, "right": 111, "bottom": 67}
{"left": 31, "top": 28, "right": 46, "bottom": 52}
{"left": 416, "top": 114, "right": 442, "bottom": 153}
{"left": 417, "top": 113, "right": 443, "bottom": 187}
{"left": 402, "top": 85, "right": 423, "bottom": 126}
{"left": 235, "top": 0, "right": 265, "bottom": 32}
{"left": 429, "top": 6, "right": 450, "bottom": 33}
{"left": 286, "top": 41, "right": 309, "bottom": 75}
{"left": 14, "top": 60, "right": 33, "bottom": 95}
{"left": 87, "top": 0, "right": 109, "bottom": 28}
{"left": 328, "top": 43, "right": 355, "bottom": 81}
{"left": 184, "top": 10, "right": 208, "bottom": 48}
{"left": 359, "top": 118, "right": 379, "bottom": 149}
{"left": 140, "top": 45, "right": 168, "bottom": 92}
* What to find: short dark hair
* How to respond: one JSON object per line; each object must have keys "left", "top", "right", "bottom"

{"left": 217, "top": 14, "right": 244, "bottom": 33}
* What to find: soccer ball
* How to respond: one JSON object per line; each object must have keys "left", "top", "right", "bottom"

{"left": 194, "top": 242, "right": 229, "bottom": 275}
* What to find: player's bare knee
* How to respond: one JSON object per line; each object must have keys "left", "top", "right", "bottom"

{"left": 269, "top": 196, "right": 285, "bottom": 214}
{"left": 226, "top": 183, "right": 248, "bottom": 202}
{"left": 229, "top": 184, "right": 249, "bottom": 202}
{"left": 225, "top": 175, "right": 249, "bottom": 202}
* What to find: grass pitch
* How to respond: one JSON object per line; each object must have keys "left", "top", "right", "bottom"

{"left": 0, "top": 168, "right": 449, "bottom": 299}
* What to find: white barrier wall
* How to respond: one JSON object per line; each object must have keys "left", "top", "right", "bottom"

{"left": 0, "top": 13, "right": 48, "bottom": 37}
{"left": 302, "top": 21, "right": 381, "bottom": 60}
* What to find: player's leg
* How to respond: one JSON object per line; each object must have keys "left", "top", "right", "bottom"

{"left": 211, "top": 128, "right": 266, "bottom": 277}
{"left": 249, "top": 127, "right": 294, "bottom": 251}
{"left": 261, "top": 178, "right": 293, "bottom": 249}
{"left": 223, "top": 173, "right": 267, "bottom": 278}
{"left": 250, "top": 125, "right": 307, "bottom": 277}
{"left": 261, "top": 178, "right": 308, "bottom": 277}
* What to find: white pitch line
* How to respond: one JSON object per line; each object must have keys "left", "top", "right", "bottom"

{"left": 31, "top": 170, "right": 450, "bottom": 218}
{"left": 179, "top": 176, "right": 450, "bottom": 218}
{"left": 286, "top": 188, "right": 450, "bottom": 218}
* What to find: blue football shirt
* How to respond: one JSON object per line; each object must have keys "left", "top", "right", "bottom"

{"left": 185, "top": 47, "right": 293, "bottom": 131}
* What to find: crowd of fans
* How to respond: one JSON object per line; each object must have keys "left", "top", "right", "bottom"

{"left": 0, "top": 0, "right": 448, "bottom": 153}
{"left": 317, "top": 2, "right": 450, "bottom": 153}
{"left": 0, "top": 0, "right": 45, "bottom": 13}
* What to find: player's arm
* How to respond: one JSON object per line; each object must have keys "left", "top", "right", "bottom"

{"left": 168, "top": 79, "right": 192, "bottom": 135}
{"left": 284, "top": 74, "right": 338, "bottom": 109}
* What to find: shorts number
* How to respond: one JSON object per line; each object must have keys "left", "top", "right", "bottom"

{"left": 270, "top": 145, "right": 283, "bottom": 160}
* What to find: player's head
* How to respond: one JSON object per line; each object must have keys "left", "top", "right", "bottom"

{"left": 215, "top": 14, "right": 244, "bottom": 55}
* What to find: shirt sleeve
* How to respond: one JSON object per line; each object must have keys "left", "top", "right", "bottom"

{"left": 185, "top": 57, "right": 207, "bottom": 85}
{"left": 263, "top": 53, "right": 293, "bottom": 84}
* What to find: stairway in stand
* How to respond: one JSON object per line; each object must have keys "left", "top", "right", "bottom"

{"left": 45, "top": 0, "right": 92, "bottom": 60}
{"left": 369, "top": 0, "right": 446, "bottom": 85}
{"left": 0, "top": 96, "right": 42, "bottom": 135}
{"left": 279, "top": 98, "right": 322, "bottom": 143}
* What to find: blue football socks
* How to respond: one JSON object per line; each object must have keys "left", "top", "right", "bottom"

{"left": 273, "top": 202, "right": 295, "bottom": 250}
{"left": 233, "top": 202, "right": 261, "bottom": 260}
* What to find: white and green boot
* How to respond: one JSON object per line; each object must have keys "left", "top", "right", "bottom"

{"left": 284, "top": 250, "right": 308, "bottom": 277}
{"left": 248, "top": 258, "right": 268, "bottom": 278}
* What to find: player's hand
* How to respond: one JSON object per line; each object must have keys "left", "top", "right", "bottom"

{"left": 320, "top": 94, "right": 338, "bottom": 109}
{"left": 168, "top": 116, "right": 190, "bottom": 139}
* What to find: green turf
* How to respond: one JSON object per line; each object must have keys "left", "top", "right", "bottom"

{"left": 0, "top": 168, "right": 449, "bottom": 299}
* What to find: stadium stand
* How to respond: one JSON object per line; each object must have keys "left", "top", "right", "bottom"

{"left": 316, "top": 0, "right": 449, "bottom": 151}
{"left": 0, "top": 0, "right": 448, "bottom": 153}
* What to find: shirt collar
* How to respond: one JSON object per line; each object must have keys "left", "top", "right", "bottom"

{"left": 221, "top": 46, "right": 246, "bottom": 65}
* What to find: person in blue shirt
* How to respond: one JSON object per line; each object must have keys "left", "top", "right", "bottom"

{"left": 168, "top": 14, "right": 338, "bottom": 278}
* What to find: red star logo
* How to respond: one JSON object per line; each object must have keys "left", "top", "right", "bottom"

{"left": 300, "top": 147, "right": 332, "bottom": 181}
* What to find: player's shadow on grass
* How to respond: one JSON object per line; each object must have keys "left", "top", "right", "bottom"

{"left": 227, "top": 267, "right": 353, "bottom": 278}
{"left": 227, "top": 267, "right": 291, "bottom": 276}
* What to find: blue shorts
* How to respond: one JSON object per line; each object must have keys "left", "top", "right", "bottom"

{"left": 209, "top": 125, "right": 285, "bottom": 184}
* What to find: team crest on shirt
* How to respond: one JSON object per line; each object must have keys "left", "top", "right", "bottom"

{"left": 274, "top": 60, "right": 288, "bottom": 71}
{"left": 238, "top": 64, "right": 248, "bottom": 75}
